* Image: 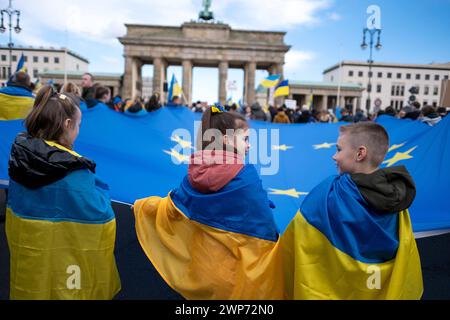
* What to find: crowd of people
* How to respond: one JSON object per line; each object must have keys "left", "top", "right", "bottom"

{"left": 2, "top": 71, "right": 447, "bottom": 129}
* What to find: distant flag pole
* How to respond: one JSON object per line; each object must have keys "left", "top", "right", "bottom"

{"left": 64, "top": 29, "right": 69, "bottom": 86}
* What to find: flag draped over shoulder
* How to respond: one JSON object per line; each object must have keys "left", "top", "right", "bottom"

{"left": 281, "top": 170, "right": 423, "bottom": 300}
{"left": 133, "top": 164, "right": 285, "bottom": 300}
{"left": 0, "top": 86, "right": 34, "bottom": 120}
{"left": 6, "top": 137, "right": 121, "bottom": 300}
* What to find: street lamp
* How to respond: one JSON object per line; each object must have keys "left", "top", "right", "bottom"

{"left": 1, "top": 0, "right": 22, "bottom": 78}
{"left": 361, "top": 27, "right": 381, "bottom": 112}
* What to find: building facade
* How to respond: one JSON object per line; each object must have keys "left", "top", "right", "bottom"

{"left": 39, "top": 71, "right": 122, "bottom": 97}
{"left": 255, "top": 81, "right": 363, "bottom": 111}
{"left": 323, "top": 61, "right": 450, "bottom": 111}
{"left": 0, "top": 45, "right": 89, "bottom": 83}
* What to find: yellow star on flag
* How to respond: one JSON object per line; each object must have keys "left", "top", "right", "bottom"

{"left": 163, "top": 149, "right": 190, "bottom": 163}
{"left": 171, "top": 135, "right": 194, "bottom": 149}
{"left": 388, "top": 142, "right": 406, "bottom": 153}
{"left": 313, "top": 142, "right": 336, "bottom": 150}
{"left": 268, "top": 188, "right": 308, "bottom": 199}
{"left": 272, "top": 145, "right": 293, "bottom": 151}
{"left": 382, "top": 146, "right": 417, "bottom": 167}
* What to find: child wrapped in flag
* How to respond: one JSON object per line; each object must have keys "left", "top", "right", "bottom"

{"left": 134, "top": 104, "right": 284, "bottom": 299}
{"left": 6, "top": 85, "right": 121, "bottom": 300}
{"left": 281, "top": 122, "right": 423, "bottom": 299}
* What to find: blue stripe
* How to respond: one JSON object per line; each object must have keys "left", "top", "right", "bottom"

{"left": 300, "top": 174, "right": 399, "bottom": 263}
{"left": 170, "top": 164, "right": 279, "bottom": 242}
{"left": 0, "top": 86, "right": 34, "bottom": 98}
{"left": 8, "top": 169, "right": 115, "bottom": 224}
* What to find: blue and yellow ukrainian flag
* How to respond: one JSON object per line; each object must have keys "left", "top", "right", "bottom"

{"left": 6, "top": 146, "right": 121, "bottom": 300}
{"left": 0, "top": 85, "right": 34, "bottom": 120}
{"left": 168, "top": 74, "right": 183, "bottom": 101}
{"left": 281, "top": 174, "right": 423, "bottom": 300}
{"left": 274, "top": 80, "right": 289, "bottom": 98}
{"left": 261, "top": 74, "right": 281, "bottom": 88}
{"left": 134, "top": 165, "right": 285, "bottom": 300}
{"left": 16, "top": 53, "right": 27, "bottom": 73}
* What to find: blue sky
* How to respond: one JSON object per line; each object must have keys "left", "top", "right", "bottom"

{"left": 4, "top": 0, "right": 450, "bottom": 103}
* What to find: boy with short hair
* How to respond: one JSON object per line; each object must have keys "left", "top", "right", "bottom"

{"left": 281, "top": 122, "right": 423, "bottom": 300}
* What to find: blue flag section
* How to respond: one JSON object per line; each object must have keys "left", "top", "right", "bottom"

{"left": 1, "top": 108, "right": 449, "bottom": 233}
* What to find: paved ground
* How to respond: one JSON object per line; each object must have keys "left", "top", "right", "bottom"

{"left": 1, "top": 189, "right": 449, "bottom": 300}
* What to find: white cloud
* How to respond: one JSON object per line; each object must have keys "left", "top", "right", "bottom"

{"left": 214, "top": 0, "right": 332, "bottom": 30}
{"left": 285, "top": 50, "right": 316, "bottom": 72}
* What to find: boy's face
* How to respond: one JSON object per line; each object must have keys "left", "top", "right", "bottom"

{"left": 333, "top": 132, "right": 358, "bottom": 175}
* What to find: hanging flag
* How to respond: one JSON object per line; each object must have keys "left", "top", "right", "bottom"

{"left": 260, "top": 74, "right": 281, "bottom": 88}
{"left": 274, "top": 80, "right": 289, "bottom": 98}
{"left": 15, "top": 53, "right": 27, "bottom": 73}
{"left": 168, "top": 74, "right": 183, "bottom": 102}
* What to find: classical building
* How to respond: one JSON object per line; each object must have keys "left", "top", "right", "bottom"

{"left": 0, "top": 45, "right": 89, "bottom": 83}
{"left": 39, "top": 71, "right": 122, "bottom": 97}
{"left": 256, "top": 81, "right": 363, "bottom": 111}
{"left": 323, "top": 61, "right": 450, "bottom": 111}
{"left": 118, "top": 21, "right": 290, "bottom": 105}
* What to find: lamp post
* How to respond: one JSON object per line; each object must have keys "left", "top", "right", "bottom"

{"left": 1, "top": 0, "right": 22, "bottom": 78}
{"left": 361, "top": 27, "right": 381, "bottom": 112}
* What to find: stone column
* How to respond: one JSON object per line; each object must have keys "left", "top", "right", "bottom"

{"left": 153, "top": 57, "right": 163, "bottom": 100}
{"left": 245, "top": 61, "right": 256, "bottom": 106}
{"left": 322, "top": 95, "right": 329, "bottom": 110}
{"left": 275, "top": 63, "right": 284, "bottom": 80}
{"left": 123, "top": 56, "right": 138, "bottom": 99}
{"left": 182, "top": 60, "right": 193, "bottom": 105}
{"left": 218, "top": 61, "right": 228, "bottom": 105}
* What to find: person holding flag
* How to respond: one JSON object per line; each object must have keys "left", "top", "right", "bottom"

{"left": 167, "top": 74, "right": 184, "bottom": 106}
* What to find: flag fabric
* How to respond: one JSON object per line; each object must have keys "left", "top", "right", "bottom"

{"left": 168, "top": 74, "right": 183, "bottom": 102}
{"left": 280, "top": 171, "right": 423, "bottom": 299}
{"left": 0, "top": 108, "right": 449, "bottom": 235}
{"left": 6, "top": 138, "right": 121, "bottom": 299}
{"left": 134, "top": 164, "right": 284, "bottom": 299}
{"left": 274, "top": 80, "right": 289, "bottom": 98}
{"left": 15, "top": 53, "right": 27, "bottom": 73}
{"left": 0, "top": 85, "right": 34, "bottom": 120}
{"left": 261, "top": 74, "right": 281, "bottom": 88}
{"left": 306, "top": 94, "right": 314, "bottom": 110}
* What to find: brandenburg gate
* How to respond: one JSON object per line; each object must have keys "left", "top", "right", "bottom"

{"left": 119, "top": 21, "right": 290, "bottom": 105}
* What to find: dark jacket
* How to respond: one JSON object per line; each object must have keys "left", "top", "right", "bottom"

{"left": 9, "top": 133, "right": 96, "bottom": 189}
{"left": 351, "top": 165, "right": 416, "bottom": 214}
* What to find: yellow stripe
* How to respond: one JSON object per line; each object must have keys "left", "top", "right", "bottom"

{"left": 274, "top": 86, "right": 289, "bottom": 98}
{"left": 44, "top": 140, "right": 82, "bottom": 158}
{"left": 281, "top": 210, "right": 423, "bottom": 300}
{"left": 0, "top": 93, "right": 34, "bottom": 120}
{"left": 6, "top": 208, "right": 121, "bottom": 300}
{"left": 133, "top": 194, "right": 285, "bottom": 300}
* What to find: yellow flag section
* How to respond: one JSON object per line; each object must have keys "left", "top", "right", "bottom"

{"left": 281, "top": 174, "right": 423, "bottom": 300}
{"left": 6, "top": 170, "right": 121, "bottom": 300}
{"left": 0, "top": 86, "right": 34, "bottom": 120}
{"left": 134, "top": 196, "right": 284, "bottom": 300}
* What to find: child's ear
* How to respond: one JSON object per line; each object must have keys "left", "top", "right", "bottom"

{"left": 356, "top": 146, "right": 368, "bottom": 162}
{"left": 64, "top": 118, "right": 72, "bottom": 129}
